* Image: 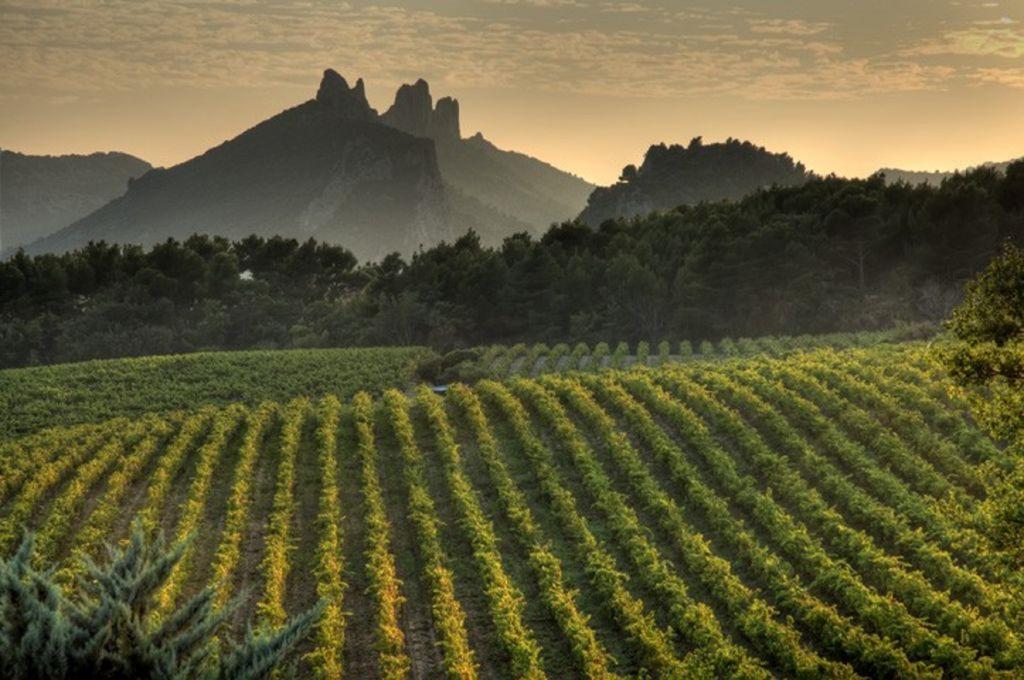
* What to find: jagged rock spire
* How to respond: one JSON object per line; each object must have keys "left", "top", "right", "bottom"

{"left": 315, "top": 69, "right": 376, "bottom": 121}
{"left": 381, "top": 79, "right": 461, "bottom": 143}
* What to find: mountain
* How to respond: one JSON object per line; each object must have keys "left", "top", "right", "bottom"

{"left": 880, "top": 157, "right": 1021, "bottom": 186}
{"left": 0, "top": 150, "right": 151, "bottom": 253}
{"left": 27, "top": 71, "right": 455, "bottom": 261}
{"left": 24, "top": 70, "right": 592, "bottom": 260}
{"left": 378, "top": 78, "right": 594, "bottom": 238}
{"left": 578, "top": 137, "right": 810, "bottom": 225}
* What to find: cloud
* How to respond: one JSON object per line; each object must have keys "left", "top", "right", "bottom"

{"left": 747, "top": 18, "right": 831, "bottom": 36}
{"left": 905, "top": 26, "right": 1024, "bottom": 58}
{"left": 0, "top": 0, "right": 1017, "bottom": 103}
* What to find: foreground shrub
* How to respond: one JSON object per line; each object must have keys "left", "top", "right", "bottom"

{"left": 0, "top": 524, "right": 321, "bottom": 680}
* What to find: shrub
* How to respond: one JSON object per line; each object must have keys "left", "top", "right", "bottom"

{"left": 0, "top": 524, "right": 320, "bottom": 680}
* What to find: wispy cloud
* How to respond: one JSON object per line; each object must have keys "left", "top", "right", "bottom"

{"left": 0, "top": 0, "right": 1019, "bottom": 103}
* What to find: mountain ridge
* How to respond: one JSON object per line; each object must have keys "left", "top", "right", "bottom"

{"left": 20, "top": 69, "right": 594, "bottom": 259}
{"left": 0, "top": 150, "right": 151, "bottom": 253}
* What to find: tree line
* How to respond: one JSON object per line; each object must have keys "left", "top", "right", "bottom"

{"left": 1, "top": 162, "right": 1022, "bottom": 368}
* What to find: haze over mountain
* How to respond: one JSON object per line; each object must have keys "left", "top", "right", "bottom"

{"left": 578, "top": 137, "right": 810, "bottom": 225}
{"left": 880, "top": 157, "right": 1022, "bottom": 187}
{"left": 0, "top": 150, "right": 151, "bottom": 253}
{"left": 23, "top": 70, "right": 592, "bottom": 261}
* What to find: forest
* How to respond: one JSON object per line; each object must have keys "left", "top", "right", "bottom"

{"left": 2, "top": 162, "right": 1022, "bottom": 368}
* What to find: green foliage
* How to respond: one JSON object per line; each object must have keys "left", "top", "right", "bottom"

{"left": 0, "top": 346, "right": 429, "bottom": 439}
{"left": 0, "top": 524, "right": 320, "bottom": 680}
{"left": 940, "top": 243, "right": 1024, "bottom": 567}
{"left": 2, "top": 165, "right": 1021, "bottom": 369}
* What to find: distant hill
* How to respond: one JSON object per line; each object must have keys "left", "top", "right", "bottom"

{"left": 880, "top": 158, "right": 1021, "bottom": 186}
{"left": 0, "top": 150, "right": 150, "bottom": 253}
{"left": 23, "top": 71, "right": 591, "bottom": 260}
{"left": 578, "top": 137, "right": 810, "bottom": 225}
{"left": 438, "top": 133, "right": 594, "bottom": 238}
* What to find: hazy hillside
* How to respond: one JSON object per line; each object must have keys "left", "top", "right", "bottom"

{"left": 437, "top": 133, "right": 594, "bottom": 239}
{"left": 880, "top": 158, "right": 1020, "bottom": 186}
{"left": 579, "top": 137, "right": 809, "bottom": 225}
{"left": 378, "top": 78, "right": 594, "bottom": 237}
{"left": 0, "top": 150, "right": 150, "bottom": 253}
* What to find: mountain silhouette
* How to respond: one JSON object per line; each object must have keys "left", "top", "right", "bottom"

{"left": 24, "top": 70, "right": 592, "bottom": 260}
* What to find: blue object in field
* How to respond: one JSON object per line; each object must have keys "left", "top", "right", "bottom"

{"left": 431, "top": 385, "right": 448, "bottom": 395}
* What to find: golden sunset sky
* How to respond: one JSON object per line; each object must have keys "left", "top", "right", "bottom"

{"left": 1, "top": 0, "right": 1022, "bottom": 184}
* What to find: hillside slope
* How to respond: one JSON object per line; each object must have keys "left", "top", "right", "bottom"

{"left": 2, "top": 344, "right": 1017, "bottom": 677}
{"left": 0, "top": 150, "right": 151, "bottom": 253}
{"left": 378, "top": 78, "right": 594, "bottom": 238}
{"left": 880, "top": 157, "right": 1021, "bottom": 186}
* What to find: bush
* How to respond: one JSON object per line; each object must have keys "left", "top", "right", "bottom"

{"left": 0, "top": 524, "right": 321, "bottom": 680}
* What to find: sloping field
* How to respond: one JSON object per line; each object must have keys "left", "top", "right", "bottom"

{"left": 0, "top": 346, "right": 432, "bottom": 439}
{"left": 1, "top": 345, "right": 1019, "bottom": 678}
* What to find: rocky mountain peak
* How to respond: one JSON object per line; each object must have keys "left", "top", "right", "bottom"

{"left": 381, "top": 79, "right": 461, "bottom": 143}
{"left": 430, "top": 97, "right": 460, "bottom": 142}
{"left": 315, "top": 69, "right": 376, "bottom": 121}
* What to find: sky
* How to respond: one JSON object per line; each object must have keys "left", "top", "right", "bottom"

{"left": 1, "top": 0, "right": 1022, "bottom": 185}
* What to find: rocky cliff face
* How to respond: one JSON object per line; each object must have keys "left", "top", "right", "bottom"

{"left": 315, "top": 68, "right": 377, "bottom": 121}
{"left": 380, "top": 79, "right": 461, "bottom": 143}
{"left": 378, "top": 78, "right": 592, "bottom": 239}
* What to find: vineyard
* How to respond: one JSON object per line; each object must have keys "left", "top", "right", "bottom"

{"left": 467, "top": 325, "right": 935, "bottom": 379}
{"left": 0, "top": 346, "right": 431, "bottom": 438}
{"left": 2, "top": 343, "right": 1021, "bottom": 678}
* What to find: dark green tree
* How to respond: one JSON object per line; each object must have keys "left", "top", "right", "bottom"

{"left": 940, "top": 242, "right": 1024, "bottom": 569}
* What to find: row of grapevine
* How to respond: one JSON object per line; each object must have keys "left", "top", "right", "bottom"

{"left": 477, "top": 325, "right": 933, "bottom": 378}
{"left": 802, "top": 357, "right": 986, "bottom": 493}
{"left": 447, "top": 384, "right": 619, "bottom": 679}
{"left": 761, "top": 362, "right": 994, "bottom": 572}
{"left": 136, "top": 407, "right": 217, "bottom": 535}
{"left": 838, "top": 352, "right": 1002, "bottom": 465}
{"left": 669, "top": 369, "right": 1019, "bottom": 663}
{"left": 67, "top": 414, "right": 206, "bottom": 574}
{"left": 0, "top": 422, "right": 103, "bottom": 504}
{"left": 307, "top": 395, "right": 348, "bottom": 679}
{"left": 631, "top": 371, "right": 992, "bottom": 676}
{"left": 35, "top": 417, "right": 168, "bottom": 567}
{"left": 705, "top": 367, "right": 998, "bottom": 610}
{"left": 155, "top": 404, "right": 245, "bottom": 617}
{"left": 526, "top": 376, "right": 768, "bottom": 678}
{"left": 382, "top": 389, "right": 478, "bottom": 679}
{"left": 208, "top": 404, "right": 276, "bottom": 609}
{"left": 580, "top": 375, "right": 884, "bottom": 677}
{"left": 479, "top": 379, "right": 691, "bottom": 678}
{"left": 606, "top": 373, "right": 928, "bottom": 677}
{"left": 256, "top": 398, "right": 308, "bottom": 629}
{"left": 0, "top": 423, "right": 119, "bottom": 552}
{"left": 417, "top": 386, "right": 547, "bottom": 679}
{"left": 351, "top": 392, "right": 411, "bottom": 679}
